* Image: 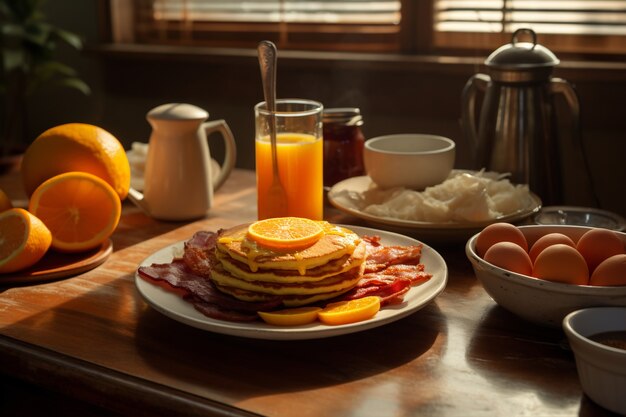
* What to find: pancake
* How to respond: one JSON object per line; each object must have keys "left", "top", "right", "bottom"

{"left": 216, "top": 222, "right": 361, "bottom": 274}
{"left": 210, "top": 262, "right": 365, "bottom": 296}
{"left": 213, "top": 282, "right": 353, "bottom": 307}
{"left": 215, "top": 240, "right": 367, "bottom": 283}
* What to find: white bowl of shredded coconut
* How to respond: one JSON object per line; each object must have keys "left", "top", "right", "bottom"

{"left": 327, "top": 170, "right": 542, "bottom": 242}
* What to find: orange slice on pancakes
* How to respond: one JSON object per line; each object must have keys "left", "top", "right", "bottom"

{"left": 247, "top": 217, "right": 324, "bottom": 250}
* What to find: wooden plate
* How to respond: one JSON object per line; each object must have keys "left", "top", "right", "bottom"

{"left": 0, "top": 239, "right": 113, "bottom": 286}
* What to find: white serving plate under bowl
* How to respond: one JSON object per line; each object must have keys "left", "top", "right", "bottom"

{"left": 465, "top": 225, "right": 626, "bottom": 327}
{"left": 563, "top": 307, "right": 626, "bottom": 415}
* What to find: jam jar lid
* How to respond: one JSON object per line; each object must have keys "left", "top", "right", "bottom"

{"left": 323, "top": 108, "right": 364, "bottom": 127}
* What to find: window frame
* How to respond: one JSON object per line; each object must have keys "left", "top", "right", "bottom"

{"left": 102, "top": 0, "right": 626, "bottom": 60}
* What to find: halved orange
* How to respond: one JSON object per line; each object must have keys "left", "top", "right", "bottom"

{"left": 258, "top": 306, "right": 322, "bottom": 326}
{"left": 318, "top": 296, "right": 381, "bottom": 326}
{"left": 0, "top": 208, "right": 52, "bottom": 273}
{"left": 28, "top": 172, "right": 121, "bottom": 252}
{"left": 247, "top": 217, "right": 324, "bottom": 250}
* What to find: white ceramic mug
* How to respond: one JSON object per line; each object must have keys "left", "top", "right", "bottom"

{"left": 128, "top": 103, "right": 237, "bottom": 220}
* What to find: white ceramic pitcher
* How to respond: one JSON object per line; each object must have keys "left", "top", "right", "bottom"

{"left": 128, "top": 103, "right": 237, "bottom": 220}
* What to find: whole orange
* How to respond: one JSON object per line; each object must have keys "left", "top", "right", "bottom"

{"left": 22, "top": 123, "right": 130, "bottom": 200}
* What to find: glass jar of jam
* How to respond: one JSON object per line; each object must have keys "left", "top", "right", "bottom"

{"left": 322, "top": 108, "right": 365, "bottom": 187}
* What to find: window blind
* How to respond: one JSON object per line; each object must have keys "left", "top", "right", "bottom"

{"left": 110, "top": 0, "right": 626, "bottom": 55}
{"left": 433, "top": 0, "right": 626, "bottom": 54}
{"left": 435, "top": 0, "right": 626, "bottom": 34}
{"left": 129, "top": 0, "right": 403, "bottom": 51}
{"left": 149, "top": 0, "right": 401, "bottom": 24}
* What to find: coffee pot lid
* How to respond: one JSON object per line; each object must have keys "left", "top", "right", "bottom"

{"left": 486, "top": 28, "right": 560, "bottom": 70}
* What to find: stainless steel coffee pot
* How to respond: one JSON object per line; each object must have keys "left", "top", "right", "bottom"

{"left": 461, "top": 28, "right": 586, "bottom": 205}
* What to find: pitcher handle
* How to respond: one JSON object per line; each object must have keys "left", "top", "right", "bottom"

{"left": 202, "top": 119, "right": 237, "bottom": 192}
{"left": 461, "top": 73, "right": 490, "bottom": 165}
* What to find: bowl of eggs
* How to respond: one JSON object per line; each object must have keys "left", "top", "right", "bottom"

{"left": 465, "top": 223, "right": 626, "bottom": 327}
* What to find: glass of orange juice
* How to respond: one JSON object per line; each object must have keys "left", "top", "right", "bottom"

{"left": 255, "top": 99, "right": 323, "bottom": 220}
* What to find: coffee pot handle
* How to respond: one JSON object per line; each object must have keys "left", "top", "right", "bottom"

{"left": 549, "top": 78, "right": 599, "bottom": 206}
{"left": 550, "top": 78, "right": 580, "bottom": 123}
{"left": 461, "top": 73, "right": 490, "bottom": 166}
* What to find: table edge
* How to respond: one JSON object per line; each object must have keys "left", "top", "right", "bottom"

{"left": 0, "top": 335, "right": 263, "bottom": 417}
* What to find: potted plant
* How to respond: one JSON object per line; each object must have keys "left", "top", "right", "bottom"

{"left": 0, "top": 0, "right": 90, "bottom": 172}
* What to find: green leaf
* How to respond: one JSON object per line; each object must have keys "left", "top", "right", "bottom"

{"left": 2, "top": 48, "right": 26, "bottom": 72}
{"left": 23, "top": 21, "right": 51, "bottom": 46}
{"left": 51, "top": 27, "right": 83, "bottom": 50}
{"left": 30, "top": 61, "right": 76, "bottom": 82}
{"left": 26, "top": 59, "right": 90, "bottom": 96}
{"left": 54, "top": 77, "right": 91, "bottom": 95}
{"left": 1, "top": 23, "right": 25, "bottom": 37}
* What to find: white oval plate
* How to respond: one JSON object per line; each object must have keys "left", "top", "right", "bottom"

{"left": 135, "top": 225, "right": 448, "bottom": 340}
{"left": 327, "top": 175, "right": 542, "bottom": 243}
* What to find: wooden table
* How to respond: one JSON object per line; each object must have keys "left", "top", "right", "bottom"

{"left": 0, "top": 169, "right": 614, "bottom": 416}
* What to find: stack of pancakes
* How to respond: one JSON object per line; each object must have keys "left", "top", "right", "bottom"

{"left": 210, "top": 222, "right": 366, "bottom": 306}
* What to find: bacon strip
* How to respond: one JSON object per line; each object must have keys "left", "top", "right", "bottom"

{"left": 377, "top": 264, "right": 431, "bottom": 285}
{"left": 363, "top": 235, "right": 423, "bottom": 273}
{"left": 182, "top": 231, "right": 219, "bottom": 277}
{"left": 337, "top": 275, "right": 412, "bottom": 306}
{"left": 138, "top": 258, "right": 281, "bottom": 321}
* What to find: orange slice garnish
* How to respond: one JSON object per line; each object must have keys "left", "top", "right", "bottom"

{"left": 28, "top": 172, "right": 122, "bottom": 253}
{"left": 318, "top": 296, "right": 381, "bottom": 325}
{"left": 258, "top": 306, "right": 322, "bottom": 326}
{"left": 247, "top": 217, "right": 324, "bottom": 250}
{"left": 0, "top": 208, "right": 52, "bottom": 273}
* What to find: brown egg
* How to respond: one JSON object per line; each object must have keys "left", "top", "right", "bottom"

{"left": 475, "top": 222, "right": 528, "bottom": 258}
{"left": 528, "top": 233, "right": 576, "bottom": 263}
{"left": 532, "top": 244, "right": 589, "bottom": 285}
{"left": 590, "top": 254, "right": 626, "bottom": 286}
{"left": 576, "top": 228, "right": 625, "bottom": 273}
{"left": 484, "top": 241, "right": 533, "bottom": 276}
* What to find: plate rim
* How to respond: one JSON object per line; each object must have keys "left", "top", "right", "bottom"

{"left": 327, "top": 174, "right": 542, "bottom": 231}
{"left": 135, "top": 225, "right": 448, "bottom": 340}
